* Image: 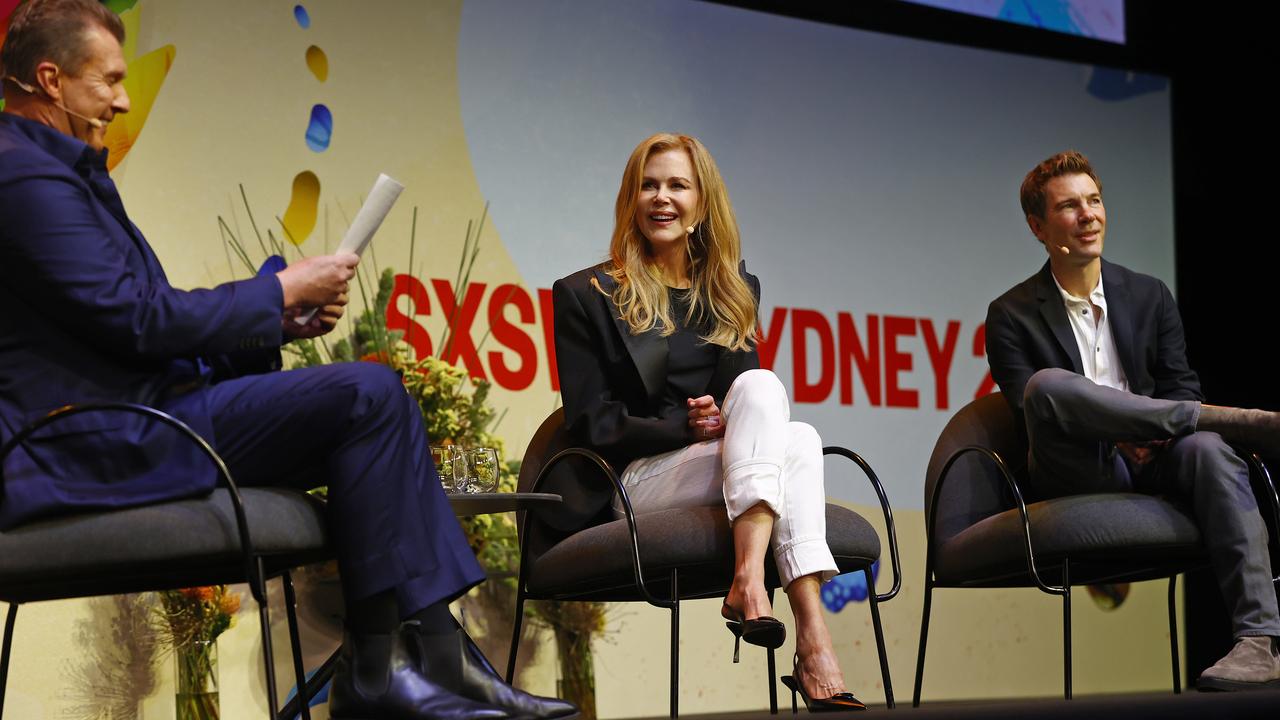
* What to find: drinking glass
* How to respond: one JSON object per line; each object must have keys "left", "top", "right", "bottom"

{"left": 431, "top": 445, "right": 467, "bottom": 493}
{"left": 467, "top": 448, "right": 500, "bottom": 493}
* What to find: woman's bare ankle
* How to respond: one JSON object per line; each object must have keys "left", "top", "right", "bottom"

{"left": 724, "top": 575, "right": 772, "bottom": 620}
{"left": 795, "top": 645, "right": 847, "bottom": 697}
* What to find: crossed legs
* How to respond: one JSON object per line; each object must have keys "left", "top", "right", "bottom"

{"left": 721, "top": 370, "right": 846, "bottom": 700}
{"left": 620, "top": 369, "right": 848, "bottom": 699}
{"left": 1022, "top": 369, "right": 1280, "bottom": 686}
{"left": 205, "top": 361, "right": 484, "bottom": 614}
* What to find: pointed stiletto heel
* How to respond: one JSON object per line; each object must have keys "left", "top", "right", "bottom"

{"left": 722, "top": 602, "right": 786, "bottom": 664}
{"left": 780, "top": 657, "right": 866, "bottom": 713}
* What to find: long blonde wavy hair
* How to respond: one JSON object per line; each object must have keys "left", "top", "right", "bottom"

{"left": 599, "top": 133, "right": 758, "bottom": 352}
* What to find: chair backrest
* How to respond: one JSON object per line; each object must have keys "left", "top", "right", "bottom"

{"left": 923, "top": 392, "right": 1027, "bottom": 546}
{"left": 516, "top": 408, "right": 617, "bottom": 561}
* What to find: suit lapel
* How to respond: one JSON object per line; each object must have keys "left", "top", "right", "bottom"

{"left": 1034, "top": 263, "right": 1085, "bottom": 374}
{"left": 83, "top": 161, "right": 165, "bottom": 282}
{"left": 1100, "top": 260, "right": 1139, "bottom": 382}
{"left": 592, "top": 267, "right": 669, "bottom": 407}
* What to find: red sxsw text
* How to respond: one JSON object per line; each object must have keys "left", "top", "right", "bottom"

{"left": 386, "top": 274, "right": 995, "bottom": 408}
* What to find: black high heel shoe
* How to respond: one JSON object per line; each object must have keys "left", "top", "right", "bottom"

{"left": 780, "top": 659, "right": 866, "bottom": 713}
{"left": 721, "top": 602, "right": 786, "bottom": 663}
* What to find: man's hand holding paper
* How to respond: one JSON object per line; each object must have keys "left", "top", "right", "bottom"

{"left": 277, "top": 252, "right": 357, "bottom": 339}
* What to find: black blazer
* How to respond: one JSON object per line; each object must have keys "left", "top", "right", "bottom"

{"left": 985, "top": 258, "right": 1202, "bottom": 435}
{"left": 552, "top": 262, "right": 761, "bottom": 471}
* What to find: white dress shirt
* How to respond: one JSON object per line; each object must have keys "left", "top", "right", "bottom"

{"left": 1052, "top": 271, "right": 1130, "bottom": 393}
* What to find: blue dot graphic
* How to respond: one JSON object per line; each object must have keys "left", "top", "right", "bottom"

{"left": 305, "top": 104, "right": 332, "bottom": 152}
{"left": 820, "top": 560, "right": 879, "bottom": 613}
{"left": 294, "top": 5, "right": 311, "bottom": 29}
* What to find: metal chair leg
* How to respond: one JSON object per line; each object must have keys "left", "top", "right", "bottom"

{"left": 912, "top": 576, "right": 934, "bottom": 707}
{"left": 670, "top": 569, "right": 680, "bottom": 718}
{"left": 766, "top": 646, "right": 778, "bottom": 715}
{"left": 506, "top": 589, "right": 527, "bottom": 684}
{"left": 867, "top": 568, "right": 895, "bottom": 709}
{"left": 281, "top": 572, "right": 312, "bottom": 720}
{"left": 254, "top": 559, "right": 280, "bottom": 720}
{"left": 0, "top": 603, "right": 18, "bottom": 720}
{"left": 1062, "top": 559, "right": 1072, "bottom": 701}
{"left": 767, "top": 587, "right": 778, "bottom": 715}
{"left": 1168, "top": 575, "right": 1182, "bottom": 694}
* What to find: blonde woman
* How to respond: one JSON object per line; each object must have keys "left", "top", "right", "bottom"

{"left": 551, "top": 133, "right": 863, "bottom": 712}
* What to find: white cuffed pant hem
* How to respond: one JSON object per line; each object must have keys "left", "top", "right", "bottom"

{"left": 723, "top": 456, "right": 783, "bottom": 521}
{"left": 774, "top": 536, "right": 839, "bottom": 588}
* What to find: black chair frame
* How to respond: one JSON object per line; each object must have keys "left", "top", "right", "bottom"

{"left": 504, "top": 442, "right": 902, "bottom": 716}
{"left": 1245, "top": 452, "right": 1280, "bottom": 586}
{"left": 0, "top": 402, "right": 322, "bottom": 720}
{"left": 912, "top": 442, "right": 1280, "bottom": 706}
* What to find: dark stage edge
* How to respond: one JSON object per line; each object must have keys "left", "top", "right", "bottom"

{"left": 629, "top": 690, "right": 1279, "bottom": 719}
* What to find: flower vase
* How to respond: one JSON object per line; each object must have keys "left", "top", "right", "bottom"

{"left": 553, "top": 626, "right": 596, "bottom": 720}
{"left": 174, "top": 639, "right": 219, "bottom": 720}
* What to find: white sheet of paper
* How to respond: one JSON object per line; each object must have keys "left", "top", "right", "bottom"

{"left": 295, "top": 173, "right": 404, "bottom": 324}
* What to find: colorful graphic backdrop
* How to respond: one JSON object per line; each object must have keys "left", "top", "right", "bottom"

{"left": 0, "top": 1, "right": 1180, "bottom": 717}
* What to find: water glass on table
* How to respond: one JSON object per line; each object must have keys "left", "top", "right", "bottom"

{"left": 430, "top": 445, "right": 467, "bottom": 493}
{"left": 466, "top": 448, "right": 500, "bottom": 493}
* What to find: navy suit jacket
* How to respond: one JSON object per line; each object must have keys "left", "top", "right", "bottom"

{"left": 551, "top": 262, "right": 760, "bottom": 471}
{"left": 984, "top": 259, "right": 1202, "bottom": 442}
{"left": 0, "top": 114, "right": 283, "bottom": 529}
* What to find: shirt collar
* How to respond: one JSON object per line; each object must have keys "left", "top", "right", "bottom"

{"left": 0, "top": 112, "right": 109, "bottom": 175}
{"left": 1051, "top": 269, "right": 1107, "bottom": 311}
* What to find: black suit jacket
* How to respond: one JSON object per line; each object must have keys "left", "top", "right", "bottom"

{"left": 552, "top": 262, "right": 761, "bottom": 471}
{"left": 985, "top": 259, "right": 1202, "bottom": 437}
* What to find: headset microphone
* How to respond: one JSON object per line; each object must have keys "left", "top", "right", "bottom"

{"left": 56, "top": 104, "right": 104, "bottom": 129}
{"left": 4, "top": 76, "right": 105, "bottom": 129}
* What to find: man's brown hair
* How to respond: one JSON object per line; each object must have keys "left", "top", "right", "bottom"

{"left": 1, "top": 0, "right": 125, "bottom": 88}
{"left": 1019, "top": 150, "right": 1102, "bottom": 219}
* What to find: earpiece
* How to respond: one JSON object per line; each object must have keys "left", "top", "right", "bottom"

{"left": 4, "top": 75, "right": 105, "bottom": 129}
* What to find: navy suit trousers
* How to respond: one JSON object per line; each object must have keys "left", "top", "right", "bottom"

{"left": 201, "top": 362, "right": 484, "bottom": 615}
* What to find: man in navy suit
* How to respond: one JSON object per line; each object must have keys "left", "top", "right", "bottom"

{"left": 985, "top": 150, "right": 1280, "bottom": 690}
{"left": 0, "top": 2, "right": 573, "bottom": 718}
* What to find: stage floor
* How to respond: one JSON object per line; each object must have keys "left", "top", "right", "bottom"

{"left": 635, "top": 689, "right": 1279, "bottom": 719}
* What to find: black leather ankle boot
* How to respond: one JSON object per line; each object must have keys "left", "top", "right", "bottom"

{"left": 329, "top": 629, "right": 512, "bottom": 720}
{"left": 403, "top": 621, "right": 579, "bottom": 719}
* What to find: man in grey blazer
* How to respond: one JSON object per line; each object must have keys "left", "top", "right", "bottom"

{"left": 985, "top": 150, "right": 1280, "bottom": 690}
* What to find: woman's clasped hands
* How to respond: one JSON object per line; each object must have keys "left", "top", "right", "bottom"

{"left": 687, "top": 395, "right": 725, "bottom": 441}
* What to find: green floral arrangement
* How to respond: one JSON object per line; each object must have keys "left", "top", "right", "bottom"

{"left": 287, "top": 269, "right": 515, "bottom": 566}
{"left": 285, "top": 266, "right": 505, "bottom": 454}
{"left": 155, "top": 586, "right": 242, "bottom": 647}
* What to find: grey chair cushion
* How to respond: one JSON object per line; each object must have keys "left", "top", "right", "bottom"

{"left": 0, "top": 487, "right": 328, "bottom": 585}
{"left": 935, "top": 492, "right": 1204, "bottom": 584}
{"left": 529, "top": 503, "right": 880, "bottom": 599}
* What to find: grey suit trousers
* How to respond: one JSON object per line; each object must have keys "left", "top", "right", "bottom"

{"left": 1023, "top": 368, "right": 1279, "bottom": 638}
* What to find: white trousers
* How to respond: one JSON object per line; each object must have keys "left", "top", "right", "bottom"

{"left": 616, "top": 369, "right": 838, "bottom": 588}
